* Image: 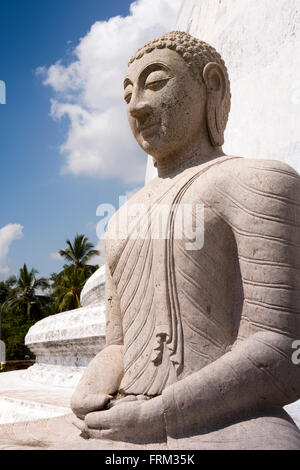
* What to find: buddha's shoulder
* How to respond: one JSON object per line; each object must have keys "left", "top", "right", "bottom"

{"left": 211, "top": 156, "right": 300, "bottom": 195}
{"left": 215, "top": 156, "right": 299, "bottom": 177}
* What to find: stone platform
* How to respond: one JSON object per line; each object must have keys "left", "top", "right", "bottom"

{"left": 1, "top": 409, "right": 300, "bottom": 450}
{"left": 0, "top": 370, "right": 73, "bottom": 425}
{"left": 0, "top": 370, "right": 299, "bottom": 450}
{"left": 0, "top": 413, "right": 168, "bottom": 450}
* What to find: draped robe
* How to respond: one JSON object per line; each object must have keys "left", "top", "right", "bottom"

{"left": 104, "top": 155, "right": 300, "bottom": 421}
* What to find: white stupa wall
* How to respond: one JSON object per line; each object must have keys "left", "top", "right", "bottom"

{"left": 146, "top": 0, "right": 300, "bottom": 183}
{"left": 24, "top": 265, "right": 106, "bottom": 388}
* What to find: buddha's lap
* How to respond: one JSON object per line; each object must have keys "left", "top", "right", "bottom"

{"left": 166, "top": 408, "right": 300, "bottom": 450}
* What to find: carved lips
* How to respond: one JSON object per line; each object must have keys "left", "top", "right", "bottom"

{"left": 138, "top": 121, "right": 160, "bottom": 138}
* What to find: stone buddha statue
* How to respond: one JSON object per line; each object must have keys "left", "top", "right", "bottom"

{"left": 71, "top": 31, "right": 300, "bottom": 449}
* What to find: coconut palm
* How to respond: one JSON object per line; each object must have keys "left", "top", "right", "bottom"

{"left": 5, "top": 264, "right": 50, "bottom": 322}
{"left": 52, "top": 266, "right": 87, "bottom": 312}
{"left": 58, "top": 234, "right": 99, "bottom": 268}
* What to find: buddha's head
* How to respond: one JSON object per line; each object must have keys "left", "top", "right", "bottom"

{"left": 124, "top": 31, "right": 231, "bottom": 166}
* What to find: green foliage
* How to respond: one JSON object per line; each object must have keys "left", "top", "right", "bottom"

{"left": 1, "top": 308, "right": 34, "bottom": 360}
{"left": 51, "top": 265, "right": 98, "bottom": 312}
{"left": 0, "top": 234, "right": 100, "bottom": 360}
{"left": 52, "top": 233, "right": 99, "bottom": 312}
{"left": 1, "top": 277, "right": 29, "bottom": 360}
{"left": 5, "top": 264, "right": 50, "bottom": 322}
{"left": 59, "top": 233, "right": 99, "bottom": 268}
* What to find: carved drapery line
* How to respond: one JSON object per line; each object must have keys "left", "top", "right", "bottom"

{"left": 112, "top": 156, "right": 239, "bottom": 394}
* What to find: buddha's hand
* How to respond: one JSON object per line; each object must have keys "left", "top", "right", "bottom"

{"left": 84, "top": 395, "right": 166, "bottom": 443}
{"left": 71, "top": 392, "right": 112, "bottom": 420}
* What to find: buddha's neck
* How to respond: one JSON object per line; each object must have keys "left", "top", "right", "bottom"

{"left": 156, "top": 143, "right": 225, "bottom": 178}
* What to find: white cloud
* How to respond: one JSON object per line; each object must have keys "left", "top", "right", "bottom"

{"left": 0, "top": 224, "right": 24, "bottom": 279}
{"left": 39, "top": 0, "right": 181, "bottom": 183}
{"left": 50, "top": 252, "right": 63, "bottom": 261}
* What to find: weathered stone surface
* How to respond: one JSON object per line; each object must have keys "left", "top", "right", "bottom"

{"left": 144, "top": 0, "right": 300, "bottom": 430}
{"left": 0, "top": 414, "right": 168, "bottom": 450}
{"left": 70, "top": 29, "right": 300, "bottom": 449}
{"left": 1, "top": 410, "right": 299, "bottom": 450}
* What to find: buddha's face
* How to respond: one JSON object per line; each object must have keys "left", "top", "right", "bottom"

{"left": 124, "top": 48, "right": 207, "bottom": 161}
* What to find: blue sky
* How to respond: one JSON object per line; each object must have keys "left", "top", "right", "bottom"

{"left": 0, "top": 0, "right": 179, "bottom": 279}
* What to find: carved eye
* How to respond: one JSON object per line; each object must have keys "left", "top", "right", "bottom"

{"left": 124, "top": 92, "right": 132, "bottom": 104}
{"left": 144, "top": 70, "right": 170, "bottom": 91}
{"left": 145, "top": 79, "right": 169, "bottom": 91}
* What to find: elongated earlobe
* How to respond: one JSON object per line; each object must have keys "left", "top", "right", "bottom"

{"left": 203, "top": 62, "right": 227, "bottom": 147}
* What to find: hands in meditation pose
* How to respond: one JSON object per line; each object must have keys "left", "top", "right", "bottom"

{"left": 71, "top": 31, "right": 300, "bottom": 449}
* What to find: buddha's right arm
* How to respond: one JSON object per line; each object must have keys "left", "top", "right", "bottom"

{"left": 160, "top": 158, "right": 300, "bottom": 437}
{"left": 71, "top": 262, "right": 124, "bottom": 419}
{"left": 161, "top": 330, "right": 300, "bottom": 437}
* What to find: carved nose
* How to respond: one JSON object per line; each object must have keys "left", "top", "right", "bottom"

{"left": 129, "top": 99, "right": 151, "bottom": 119}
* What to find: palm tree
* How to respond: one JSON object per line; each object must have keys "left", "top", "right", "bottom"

{"left": 0, "top": 276, "right": 17, "bottom": 341}
{"left": 59, "top": 234, "right": 99, "bottom": 268}
{"left": 5, "top": 264, "right": 50, "bottom": 322}
{"left": 52, "top": 266, "right": 87, "bottom": 312}
{"left": 52, "top": 234, "right": 100, "bottom": 312}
